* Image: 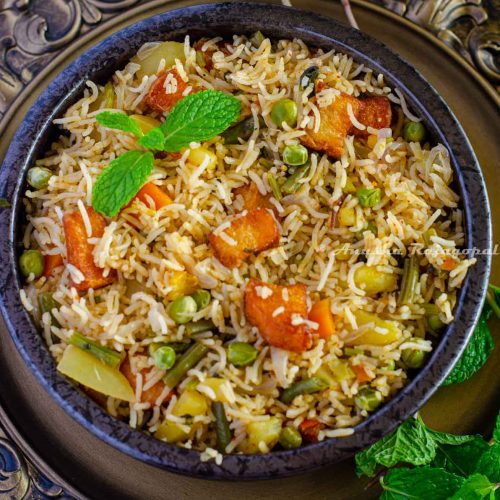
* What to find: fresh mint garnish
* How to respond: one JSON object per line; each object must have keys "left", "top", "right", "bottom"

{"left": 96, "top": 111, "right": 143, "bottom": 138}
{"left": 449, "top": 474, "right": 497, "bottom": 500}
{"left": 474, "top": 444, "right": 500, "bottom": 482}
{"left": 138, "top": 128, "right": 165, "bottom": 150}
{"left": 92, "top": 151, "right": 154, "bottom": 217}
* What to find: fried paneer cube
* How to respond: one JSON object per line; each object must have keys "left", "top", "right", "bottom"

{"left": 353, "top": 96, "right": 392, "bottom": 138}
{"left": 233, "top": 182, "right": 276, "bottom": 212}
{"left": 301, "top": 92, "right": 361, "bottom": 158}
{"left": 145, "top": 68, "right": 190, "bottom": 113}
{"left": 244, "top": 279, "right": 312, "bottom": 353}
{"left": 209, "top": 208, "right": 280, "bottom": 268}
{"left": 63, "top": 206, "right": 115, "bottom": 291}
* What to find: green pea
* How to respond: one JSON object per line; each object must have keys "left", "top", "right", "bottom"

{"left": 279, "top": 426, "right": 303, "bottom": 450}
{"left": 355, "top": 386, "right": 381, "bottom": 412}
{"left": 169, "top": 296, "right": 197, "bottom": 324}
{"left": 283, "top": 144, "right": 308, "bottom": 166}
{"left": 356, "top": 188, "right": 381, "bottom": 208}
{"left": 191, "top": 289, "right": 211, "bottom": 310}
{"left": 271, "top": 98, "right": 298, "bottom": 128}
{"left": 227, "top": 342, "right": 258, "bottom": 367}
{"left": 19, "top": 249, "right": 45, "bottom": 278}
{"left": 153, "top": 346, "right": 176, "bottom": 370}
{"left": 427, "top": 314, "right": 445, "bottom": 333}
{"left": 403, "top": 121, "right": 426, "bottom": 142}
{"left": 401, "top": 348, "right": 426, "bottom": 369}
{"left": 27, "top": 167, "right": 52, "bottom": 190}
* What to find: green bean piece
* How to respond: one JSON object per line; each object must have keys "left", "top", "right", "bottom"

{"left": 104, "top": 81, "right": 115, "bottom": 108}
{"left": 271, "top": 98, "right": 298, "bottom": 128}
{"left": 356, "top": 188, "right": 381, "bottom": 208}
{"left": 259, "top": 158, "right": 274, "bottom": 170}
{"left": 227, "top": 342, "right": 258, "bottom": 367}
{"left": 280, "top": 377, "right": 328, "bottom": 404}
{"left": 344, "top": 347, "right": 363, "bottom": 356}
{"left": 68, "top": 331, "right": 125, "bottom": 368}
{"left": 185, "top": 319, "right": 215, "bottom": 335}
{"left": 191, "top": 289, "right": 211, "bottom": 310}
{"left": 166, "top": 342, "right": 193, "bottom": 354}
{"left": 27, "top": 167, "right": 53, "bottom": 190}
{"left": 222, "top": 116, "right": 264, "bottom": 144}
{"left": 250, "top": 31, "right": 265, "bottom": 48}
{"left": 403, "top": 121, "right": 426, "bottom": 142}
{"left": 398, "top": 255, "right": 419, "bottom": 306}
{"left": 153, "top": 346, "right": 176, "bottom": 370}
{"left": 355, "top": 386, "right": 381, "bottom": 411}
{"left": 283, "top": 144, "right": 308, "bottom": 166}
{"left": 19, "top": 249, "right": 45, "bottom": 278}
{"left": 169, "top": 296, "right": 197, "bottom": 324}
{"left": 212, "top": 401, "right": 232, "bottom": 453}
{"left": 38, "top": 292, "right": 60, "bottom": 327}
{"left": 281, "top": 163, "right": 310, "bottom": 195}
{"left": 401, "top": 348, "right": 426, "bottom": 369}
{"left": 279, "top": 426, "right": 302, "bottom": 450}
{"left": 267, "top": 172, "right": 283, "bottom": 201}
{"left": 298, "top": 66, "right": 320, "bottom": 93}
{"left": 366, "top": 221, "right": 378, "bottom": 236}
{"left": 162, "top": 342, "right": 209, "bottom": 390}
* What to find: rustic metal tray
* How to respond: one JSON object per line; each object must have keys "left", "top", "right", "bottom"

{"left": 0, "top": 1, "right": 498, "bottom": 498}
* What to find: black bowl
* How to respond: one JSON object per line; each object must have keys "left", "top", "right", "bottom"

{"left": 0, "top": 2, "right": 492, "bottom": 479}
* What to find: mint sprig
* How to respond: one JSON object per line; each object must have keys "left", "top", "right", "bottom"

{"left": 92, "top": 151, "right": 154, "bottom": 217}
{"left": 96, "top": 111, "right": 143, "bottom": 138}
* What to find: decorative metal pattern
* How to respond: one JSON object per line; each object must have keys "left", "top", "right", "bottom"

{"left": 0, "top": 0, "right": 497, "bottom": 496}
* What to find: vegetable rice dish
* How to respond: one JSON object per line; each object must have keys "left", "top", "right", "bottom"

{"left": 19, "top": 33, "right": 475, "bottom": 461}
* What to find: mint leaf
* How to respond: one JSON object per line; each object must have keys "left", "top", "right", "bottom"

{"left": 92, "top": 151, "right": 154, "bottom": 217}
{"left": 475, "top": 444, "right": 500, "bottom": 482}
{"left": 486, "top": 284, "right": 500, "bottom": 320}
{"left": 355, "top": 418, "right": 436, "bottom": 477}
{"left": 380, "top": 467, "right": 464, "bottom": 500}
{"left": 449, "top": 474, "right": 496, "bottom": 500}
{"left": 0, "top": 198, "right": 11, "bottom": 208}
{"left": 431, "top": 436, "right": 489, "bottom": 477}
{"left": 426, "top": 427, "right": 477, "bottom": 446}
{"left": 494, "top": 410, "right": 500, "bottom": 443}
{"left": 443, "top": 312, "right": 494, "bottom": 385}
{"left": 160, "top": 90, "right": 240, "bottom": 152}
{"left": 96, "top": 111, "right": 143, "bottom": 138}
{"left": 139, "top": 128, "right": 165, "bottom": 150}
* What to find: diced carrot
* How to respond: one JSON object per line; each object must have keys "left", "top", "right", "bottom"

{"left": 121, "top": 357, "right": 173, "bottom": 406}
{"left": 352, "top": 96, "right": 392, "bottom": 138}
{"left": 209, "top": 208, "right": 280, "bottom": 268}
{"left": 134, "top": 182, "right": 172, "bottom": 210}
{"left": 308, "top": 298, "right": 336, "bottom": 339}
{"left": 301, "top": 92, "right": 361, "bottom": 158}
{"left": 352, "top": 364, "right": 373, "bottom": 383}
{"left": 299, "top": 418, "right": 325, "bottom": 443}
{"left": 233, "top": 182, "right": 276, "bottom": 213}
{"left": 244, "top": 278, "right": 312, "bottom": 353}
{"left": 145, "top": 68, "right": 191, "bottom": 113}
{"left": 43, "top": 253, "right": 64, "bottom": 277}
{"left": 63, "top": 206, "right": 115, "bottom": 291}
{"left": 442, "top": 256, "right": 458, "bottom": 271}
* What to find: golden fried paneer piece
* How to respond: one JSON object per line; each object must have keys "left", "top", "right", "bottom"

{"left": 352, "top": 96, "right": 392, "bottom": 138}
{"left": 244, "top": 278, "right": 312, "bottom": 353}
{"left": 233, "top": 182, "right": 276, "bottom": 212}
{"left": 209, "top": 208, "right": 280, "bottom": 268}
{"left": 301, "top": 92, "right": 361, "bottom": 158}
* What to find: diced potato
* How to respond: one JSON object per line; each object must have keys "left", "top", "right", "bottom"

{"left": 209, "top": 208, "right": 280, "bottom": 268}
{"left": 198, "top": 377, "right": 235, "bottom": 403}
{"left": 313, "top": 364, "right": 338, "bottom": 388}
{"left": 244, "top": 278, "right": 312, "bottom": 353}
{"left": 132, "top": 41, "right": 186, "bottom": 79}
{"left": 338, "top": 206, "right": 356, "bottom": 227}
{"left": 353, "top": 265, "right": 398, "bottom": 295}
{"left": 166, "top": 270, "right": 199, "bottom": 300}
{"left": 58, "top": 345, "right": 135, "bottom": 402}
{"left": 353, "top": 96, "right": 392, "bottom": 138}
{"left": 145, "top": 68, "right": 191, "bottom": 113}
{"left": 343, "top": 177, "right": 356, "bottom": 194}
{"left": 233, "top": 182, "right": 276, "bottom": 212}
{"left": 130, "top": 114, "right": 161, "bottom": 134}
{"left": 301, "top": 92, "right": 361, "bottom": 158}
{"left": 239, "top": 417, "right": 282, "bottom": 454}
{"left": 330, "top": 359, "right": 355, "bottom": 382}
{"left": 346, "top": 310, "right": 401, "bottom": 346}
{"left": 155, "top": 389, "right": 208, "bottom": 443}
{"left": 187, "top": 146, "right": 217, "bottom": 170}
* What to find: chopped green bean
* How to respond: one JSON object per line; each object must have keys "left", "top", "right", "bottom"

{"left": 153, "top": 346, "right": 176, "bottom": 370}
{"left": 344, "top": 347, "right": 363, "bottom": 356}
{"left": 38, "top": 292, "right": 60, "bottom": 327}
{"left": 366, "top": 221, "right": 378, "bottom": 235}
{"left": 191, "top": 289, "right": 211, "bottom": 310}
{"left": 281, "top": 162, "right": 310, "bottom": 195}
{"left": 212, "top": 401, "right": 232, "bottom": 453}
{"left": 104, "top": 81, "right": 115, "bottom": 108}
{"left": 169, "top": 296, "right": 197, "bottom": 324}
{"left": 401, "top": 348, "right": 426, "bottom": 369}
{"left": 279, "top": 426, "right": 302, "bottom": 449}
{"left": 163, "top": 342, "right": 209, "bottom": 390}
{"left": 150, "top": 341, "right": 192, "bottom": 356}
{"left": 267, "top": 172, "right": 282, "bottom": 201}
{"left": 298, "top": 66, "right": 320, "bottom": 93}
{"left": 227, "top": 342, "right": 258, "bottom": 367}
{"left": 27, "top": 167, "right": 53, "bottom": 190}
{"left": 283, "top": 144, "right": 308, "bottom": 166}
{"left": 355, "top": 386, "right": 381, "bottom": 411}
{"left": 19, "top": 249, "right": 45, "bottom": 278}
{"left": 68, "top": 331, "right": 125, "bottom": 368}
{"left": 271, "top": 99, "right": 298, "bottom": 128}
{"left": 222, "top": 116, "right": 264, "bottom": 144}
{"left": 280, "top": 377, "right": 328, "bottom": 404}
{"left": 259, "top": 158, "right": 274, "bottom": 169}
{"left": 356, "top": 188, "right": 381, "bottom": 208}
{"left": 398, "top": 255, "right": 419, "bottom": 306}
{"left": 185, "top": 319, "right": 215, "bottom": 335}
